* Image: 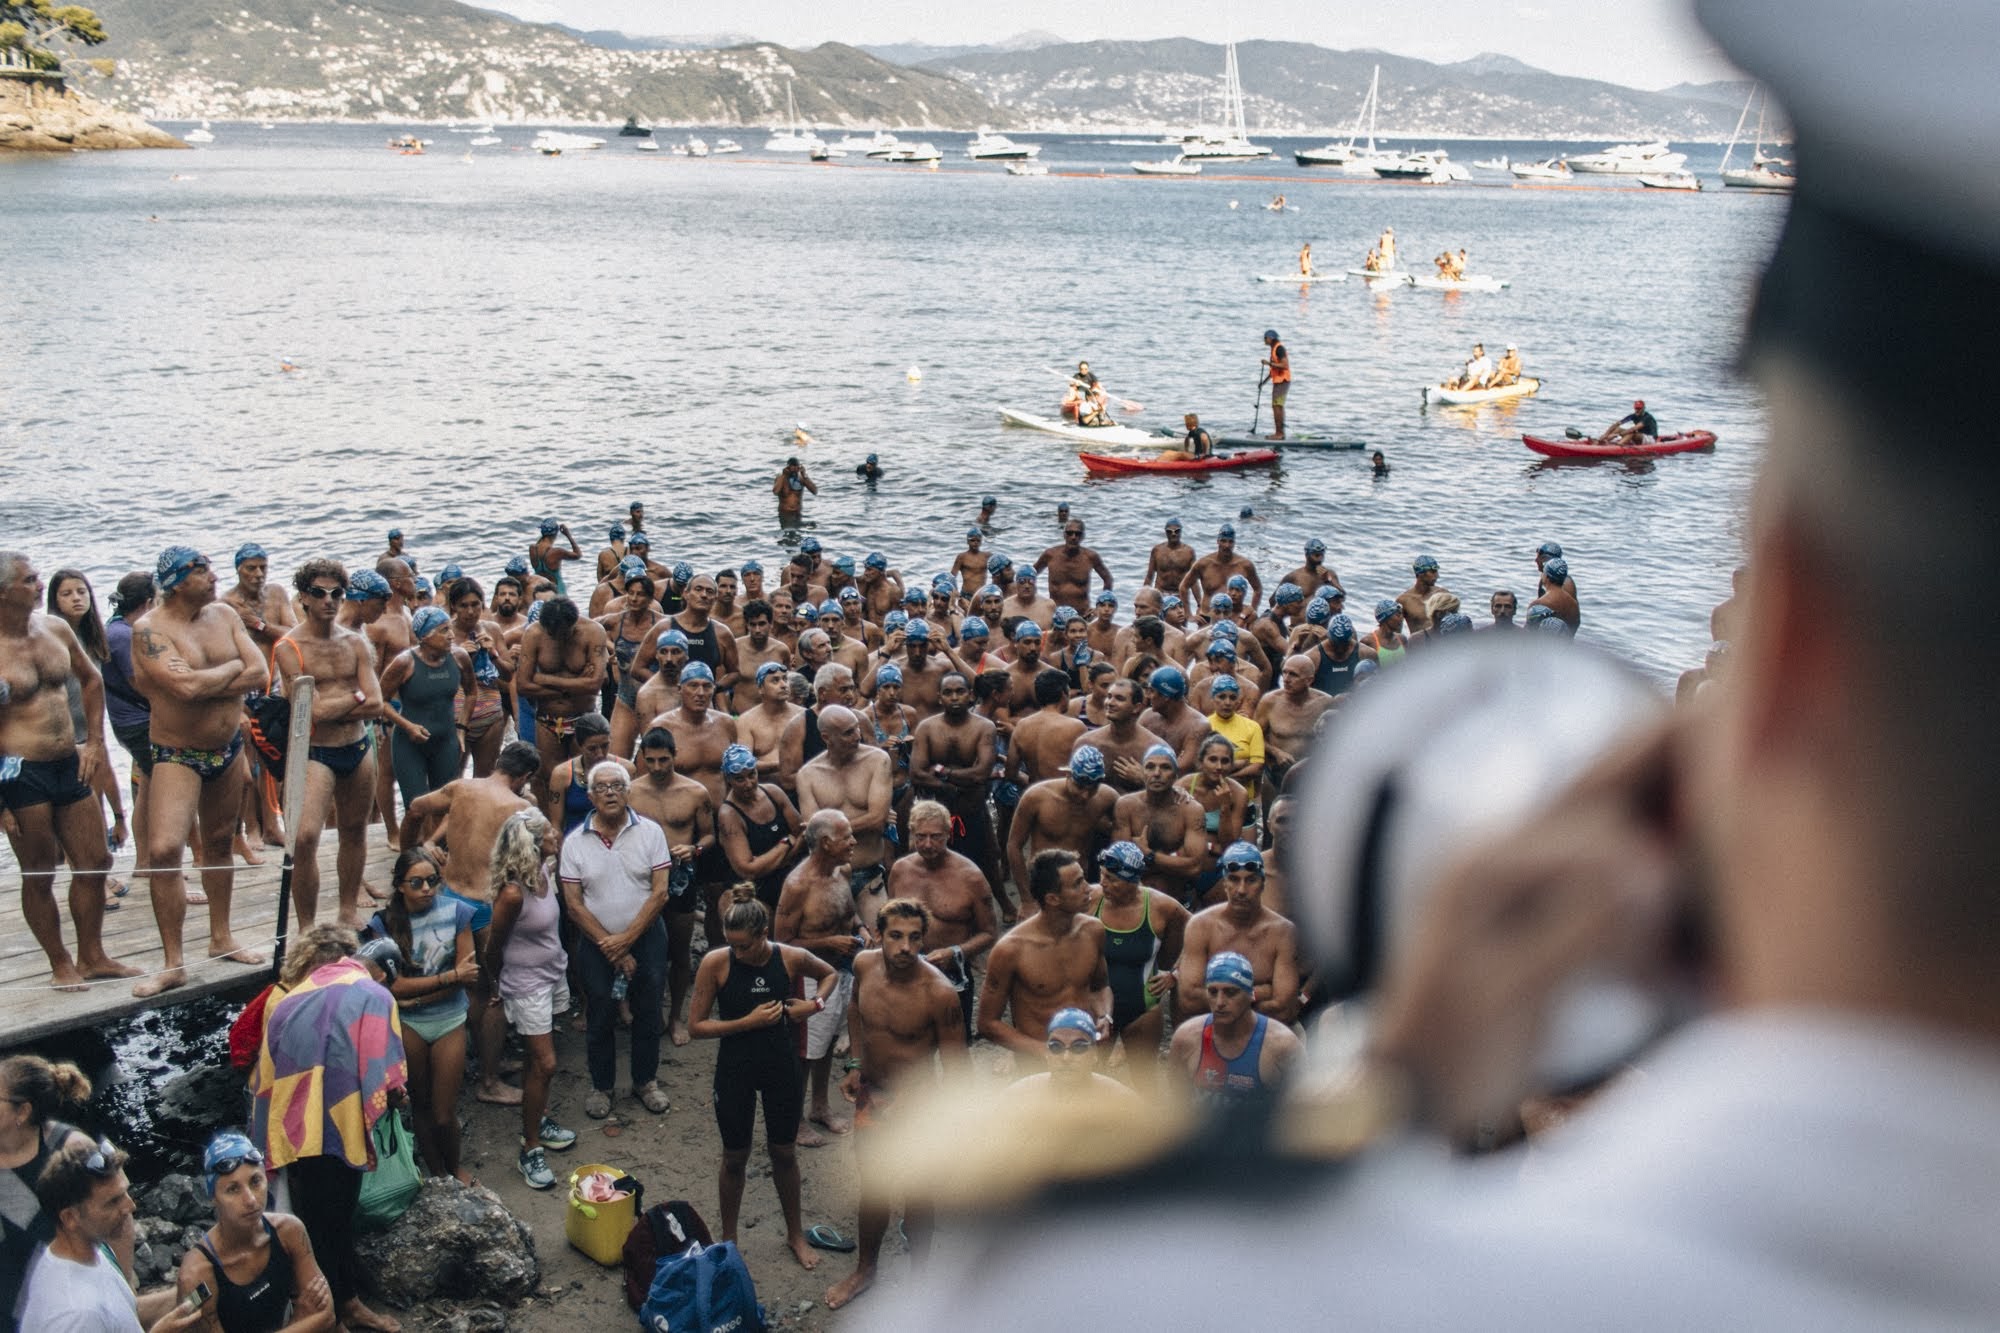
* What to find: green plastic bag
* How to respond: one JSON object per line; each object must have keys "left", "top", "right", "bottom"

{"left": 353, "top": 1109, "right": 422, "bottom": 1232}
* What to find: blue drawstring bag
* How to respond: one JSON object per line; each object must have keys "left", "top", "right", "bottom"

{"left": 638, "top": 1240, "right": 765, "bottom": 1333}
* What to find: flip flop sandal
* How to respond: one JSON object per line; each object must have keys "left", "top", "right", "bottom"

{"left": 806, "top": 1225, "right": 855, "bottom": 1252}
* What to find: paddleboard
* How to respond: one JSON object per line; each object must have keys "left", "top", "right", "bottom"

{"left": 1256, "top": 272, "right": 1347, "bottom": 284}
{"left": 1406, "top": 274, "right": 1511, "bottom": 292}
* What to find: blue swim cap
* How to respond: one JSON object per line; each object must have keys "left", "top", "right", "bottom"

{"left": 388, "top": 528, "right": 403, "bottom": 540}
{"left": 348, "top": 569, "right": 391, "bottom": 602}
{"left": 931, "top": 573, "right": 955, "bottom": 593}
{"left": 1148, "top": 666, "right": 1187, "bottom": 698}
{"left": 1438, "top": 612, "right": 1474, "bottom": 636}
{"left": 1095, "top": 590, "right": 1117, "bottom": 607}
{"left": 1227, "top": 575, "right": 1250, "bottom": 594}
{"left": 1538, "top": 540, "right": 1563, "bottom": 559}
{"left": 1068, "top": 745, "right": 1105, "bottom": 783}
{"left": 411, "top": 606, "right": 450, "bottom": 638}
{"left": 627, "top": 532, "right": 650, "bottom": 549}
{"left": 1205, "top": 950, "right": 1256, "bottom": 993}
{"left": 1329, "top": 612, "right": 1355, "bottom": 642}
{"left": 155, "top": 545, "right": 207, "bottom": 593}
{"left": 673, "top": 561, "right": 695, "bottom": 584}
{"left": 607, "top": 525, "right": 626, "bottom": 543}
{"left": 755, "top": 661, "right": 788, "bottom": 684}
{"left": 526, "top": 602, "right": 543, "bottom": 625}
{"left": 1205, "top": 639, "right": 1236, "bottom": 659}
{"left": 1098, "top": 841, "right": 1146, "bottom": 881}
{"left": 1536, "top": 615, "right": 1571, "bottom": 635}
{"left": 202, "top": 1131, "right": 263, "bottom": 1198}
{"left": 657, "top": 627, "right": 690, "bottom": 650}
{"left": 865, "top": 552, "right": 888, "bottom": 570}
{"left": 866, "top": 453, "right": 878, "bottom": 464}
{"left": 1239, "top": 506, "right": 1255, "bottom": 519}
{"left": 721, "top": 744, "right": 758, "bottom": 777}
{"left": 1273, "top": 582, "right": 1304, "bottom": 606}
{"left": 1047, "top": 1007, "right": 1097, "bottom": 1040}
{"left": 540, "top": 518, "right": 559, "bottom": 536}
{"left": 903, "top": 619, "right": 930, "bottom": 642}
{"left": 1143, "top": 742, "right": 1177, "bottom": 764}
{"left": 966, "top": 526, "right": 983, "bottom": 539}
{"left": 982, "top": 495, "right": 998, "bottom": 508}
{"left": 1218, "top": 841, "right": 1264, "bottom": 873}
{"left": 1355, "top": 659, "right": 1379, "bottom": 678}
{"left": 801, "top": 536, "right": 822, "bottom": 554}
{"left": 1209, "top": 673, "right": 1240, "bottom": 696}
{"left": 1166, "top": 517, "right": 1183, "bottom": 531}
{"left": 1013, "top": 621, "right": 1043, "bottom": 641}
{"left": 820, "top": 599, "right": 842, "bottom": 618}
{"left": 740, "top": 560, "right": 763, "bottom": 575}
{"left": 986, "top": 553, "right": 1009, "bottom": 573}
{"left": 1208, "top": 620, "right": 1239, "bottom": 641}
{"left": 1305, "top": 537, "right": 1326, "bottom": 556}
{"left": 798, "top": 603, "right": 822, "bottom": 622}
{"left": 1543, "top": 557, "right": 1569, "bottom": 583}
{"left": 233, "top": 542, "right": 267, "bottom": 568}
{"left": 1262, "top": 328, "right": 1279, "bottom": 342}
{"left": 837, "top": 585, "right": 860, "bottom": 602}
{"left": 960, "top": 615, "right": 989, "bottom": 638}
{"left": 413, "top": 576, "right": 432, "bottom": 597}
{"left": 884, "top": 610, "right": 909, "bottom": 632}
{"left": 1219, "top": 523, "right": 1237, "bottom": 540}
{"left": 1323, "top": 584, "right": 1346, "bottom": 601}
{"left": 1209, "top": 593, "right": 1234, "bottom": 612}
{"left": 1413, "top": 554, "right": 1439, "bottom": 574}
{"left": 1160, "top": 594, "right": 1182, "bottom": 612}
{"left": 1525, "top": 604, "right": 1556, "bottom": 625}
{"left": 1051, "top": 606, "right": 1077, "bottom": 628}
{"left": 976, "top": 584, "right": 1002, "bottom": 601}
{"left": 438, "top": 563, "right": 464, "bottom": 584}
{"left": 876, "top": 662, "right": 905, "bottom": 687}
{"left": 833, "top": 555, "right": 856, "bottom": 574}
{"left": 501, "top": 556, "right": 529, "bottom": 577}
{"left": 1305, "top": 598, "right": 1331, "bottom": 626}
{"left": 619, "top": 557, "right": 646, "bottom": 580}
{"left": 680, "top": 661, "right": 715, "bottom": 684}
{"left": 1374, "top": 599, "right": 1401, "bottom": 624}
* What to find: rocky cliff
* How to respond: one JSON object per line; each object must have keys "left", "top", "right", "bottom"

{"left": 0, "top": 70, "right": 184, "bottom": 151}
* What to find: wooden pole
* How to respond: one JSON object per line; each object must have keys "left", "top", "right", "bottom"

{"left": 271, "top": 676, "right": 314, "bottom": 977}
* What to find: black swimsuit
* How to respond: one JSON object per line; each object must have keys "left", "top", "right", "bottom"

{"left": 725, "top": 788, "right": 791, "bottom": 909}
{"left": 712, "top": 946, "right": 803, "bottom": 1151}
{"left": 196, "top": 1218, "right": 296, "bottom": 1333}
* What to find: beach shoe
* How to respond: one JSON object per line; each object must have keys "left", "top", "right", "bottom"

{"left": 518, "top": 1147, "right": 556, "bottom": 1190}
{"left": 538, "top": 1116, "right": 578, "bottom": 1151}
{"left": 584, "top": 1089, "right": 612, "bottom": 1120}
{"left": 634, "top": 1080, "right": 671, "bottom": 1114}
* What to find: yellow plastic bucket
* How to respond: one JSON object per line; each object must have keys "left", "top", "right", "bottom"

{"left": 564, "top": 1163, "right": 638, "bottom": 1266}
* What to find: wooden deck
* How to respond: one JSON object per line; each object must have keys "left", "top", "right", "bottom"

{"left": 0, "top": 833, "right": 402, "bottom": 1049}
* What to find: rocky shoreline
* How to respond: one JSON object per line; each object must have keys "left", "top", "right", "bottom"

{"left": 0, "top": 70, "right": 184, "bottom": 151}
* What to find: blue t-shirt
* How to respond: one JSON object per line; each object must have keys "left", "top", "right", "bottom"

{"left": 368, "top": 897, "right": 475, "bottom": 1017}
{"left": 103, "top": 619, "right": 151, "bottom": 731}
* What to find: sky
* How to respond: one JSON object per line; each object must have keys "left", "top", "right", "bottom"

{"left": 491, "top": 0, "right": 1741, "bottom": 90}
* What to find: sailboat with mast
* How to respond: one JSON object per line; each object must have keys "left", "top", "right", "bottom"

{"left": 1174, "top": 41, "right": 1272, "bottom": 161}
{"left": 1719, "top": 86, "right": 1794, "bottom": 190}
{"left": 763, "top": 82, "right": 825, "bottom": 154}
{"left": 1295, "top": 65, "right": 1397, "bottom": 171}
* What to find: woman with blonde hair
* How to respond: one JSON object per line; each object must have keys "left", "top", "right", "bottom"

{"left": 484, "top": 809, "right": 575, "bottom": 1189}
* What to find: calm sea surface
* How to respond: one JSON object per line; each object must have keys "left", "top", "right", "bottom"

{"left": 4, "top": 126, "right": 1784, "bottom": 682}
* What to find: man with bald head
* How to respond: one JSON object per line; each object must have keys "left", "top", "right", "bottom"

{"left": 775, "top": 808, "right": 872, "bottom": 1141}
{"left": 795, "top": 702, "right": 895, "bottom": 918}
{"left": 1256, "top": 654, "right": 1333, "bottom": 787}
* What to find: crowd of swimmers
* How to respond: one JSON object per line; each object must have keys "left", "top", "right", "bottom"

{"left": 0, "top": 508, "right": 1586, "bottom": 1317}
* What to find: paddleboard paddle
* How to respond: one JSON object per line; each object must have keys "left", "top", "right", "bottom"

{"left": 1251, "top": 375, "right": 1268, "bottom": 437}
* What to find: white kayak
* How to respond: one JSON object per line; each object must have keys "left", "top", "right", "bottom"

{"left": 998, "top": 407, "right": 1165, "bottom": 447}
{"left": 1256, "top": 272, "right": 1348, "bottom": 284}
{"left": 1422, "top": 376, "right": 1541, "bottom": 405}
{"left": 1406, "top": 273, "right": 1511, "bottom": 292}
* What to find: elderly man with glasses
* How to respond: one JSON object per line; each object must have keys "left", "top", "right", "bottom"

{"left": 557, "top": 761, "right": 675, "bottom": 1118}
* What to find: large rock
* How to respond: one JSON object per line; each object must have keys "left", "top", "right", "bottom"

{"left": 354, "top": 1179, "right": 540, "bottom": 1308}
{"left": 0, "top": 71, "right": 184, "bottom": 151}
{"left": 135, "top": 1174, "right": 212, "bottom": 1226}
{"left": 131, "top": 1215, "right": 208, "bottom": 1288}
{"left": 157, "top": 1064, "right": 246, "bottom": 1134}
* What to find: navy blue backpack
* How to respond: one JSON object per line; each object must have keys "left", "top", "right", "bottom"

{"left": 637, "top": 1239, "right": 765, "bottom": 1333}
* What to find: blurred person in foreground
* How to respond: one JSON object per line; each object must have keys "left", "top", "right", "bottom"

{"left": 867, "top": 1, "right": 2000, "bottom": 1326}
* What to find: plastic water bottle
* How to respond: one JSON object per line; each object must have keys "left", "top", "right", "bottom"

{"left": 611, "top": 972, "right": 629, "bottom": 1000}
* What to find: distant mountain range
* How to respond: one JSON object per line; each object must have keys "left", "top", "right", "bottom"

{"left": 75, "top": 1, "right": 1765, "bottom": 139}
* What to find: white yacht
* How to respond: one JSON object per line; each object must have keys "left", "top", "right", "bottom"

{"left": 1005, "top": 160, "right": 1050, "bottom": 176}
{"left": 687, "top": 138, "right": 709, "bottom": 157}
{"left": 185, "top": 120, "right": 215, "bottom": 143}
{"left": 1131, "top": 156, "right": 1203, "bottom": 176}
{"left": 1374, "top": 151, "right": 1469, "bottom": 183}
{"left": 1567, "top": 140, "right": 1688, "bottom": 174}
{"left": 764, "top": 83, "right": 825, "bottom": 153}
{"left": 712, "top": 139, "right": 743, "bottom": 154}
{"left": 532, "top": 129, "right": 605, "bottom": 151}
{"left": 1719, "top": 87, "right": 1795, "bottom": 190}
{"left": 836, "top": 130, "right": 898, "bottom": 154}
{"left": 966, "top": 130, "right": 1039, "bottom": 160}
{"left": 1510, "top": 157, "right": 1571, "bottom": 180}
{"left": 1176, "top": 42, "right": 1271, "bottom": 161}
{"left": 1295, "top": 66, "right": 1398, "bottom": 172}
{"left": 884, "top": 142, "right": 942, "bottom": 164}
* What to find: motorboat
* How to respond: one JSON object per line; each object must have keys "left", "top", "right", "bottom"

{"left": 633, "top": 140, "right": 659, "bottom": 152}
{"left": 1374, "top": 151, "right": 1468, "bottom": 183}
{"left": 1566, "top": 140, "right": 1687, "bottom": 174}
{"left": 1638, "top": 171, "right": 1703, "bottom": 191}
{"left": 884, "top": 142, "right": 942, "bottom": 163}
{"left": 712, "top": 139, "right": 743, "bottom": 154}
{"left": 809, "top": 143, "right": 831, "bottom": 162}
{"left": 1005, "top": 160, "right": 1050, "bottom": 176}
{"left": 469, "top": 135, "right": 502, "bottom": 147}
{"left": 967, "top": 131, "right": 1039, "bottom": 160}
{"left": 532, "top": 129, "right": 605, "bottom": 151}
{"left": 836, "top": 130, "right": 897, "bottom": 153}
{"left": 687, "top": 138, "right": 709, "bottom": 157}
{"left": 618, "top": 116, "right": 651, "bottom": 137}
{"left": 185, "top": 121, "right": 214, "bottom": 143}
{"left": 764, "top": 83, "right": 825, "bottom": 153}
{"left": 1472, "top": 154, "right": 1509, "bottom": 171}
{"left": 1719, "top": 87, "right": 1795, "bottom": 190}
{"left": 1175, "top": 42, "right": 1272, "bottom": 161}
{"left": 1132, "top": 157, "right": 1203, "bottom": 176}
{"left": 1510, "top": 157, "right": 1572, "bottom": 180}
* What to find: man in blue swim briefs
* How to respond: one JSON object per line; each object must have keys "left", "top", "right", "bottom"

{"left": 130, "top": 545, "right": 271, "bottom": 996}
{"left": 272, "top": 558, "right": 384, "bottom": 929}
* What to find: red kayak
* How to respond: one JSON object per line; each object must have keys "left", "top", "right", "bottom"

{"left": 1523, "top": 430, "right": 1717, "bottom": 459}
{"left": 1080, "top": 449, "right": 1280, "bottom": 476}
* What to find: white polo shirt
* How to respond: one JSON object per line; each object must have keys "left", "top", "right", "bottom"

{"left": 558, "top": 809, "right": 670, "bottom": 933}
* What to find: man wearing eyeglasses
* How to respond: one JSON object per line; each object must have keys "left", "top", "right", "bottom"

{"left": 558, "top": 762, "right": 674, "bottom": 1119}
{"left": 21, "top": 1137, "right": 201, "bottom": 1332}
{"left": 272, "top": 559, "right": 384, "bottom": 930}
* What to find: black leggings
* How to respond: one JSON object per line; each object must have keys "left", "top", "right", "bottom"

{"left": 713, "top": 1056, "right": 803, "bottom": 1151}
{"left": 287, "top": 1154, "right": 363, "bottom": 1308}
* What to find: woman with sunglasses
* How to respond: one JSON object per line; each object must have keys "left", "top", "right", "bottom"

{"left": 367, "top": 848, "right": 477, "bottom": 1183}
{"left": 0, "top": 1054, "right": 98, "bottom": 1330}
{"left": 175, "top": 1131, "right": 333, "bottom": 1332}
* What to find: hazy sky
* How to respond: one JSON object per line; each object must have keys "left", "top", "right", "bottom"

{"left": 495, "top": 0, "right": 1739, "bottom": 90}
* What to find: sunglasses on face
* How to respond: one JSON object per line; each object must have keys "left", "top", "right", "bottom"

{"left": 401, "top": 874, "right": 443, "bottom": 892}
{"left": 302, "top": 585, "right": 346, "bottom": 601}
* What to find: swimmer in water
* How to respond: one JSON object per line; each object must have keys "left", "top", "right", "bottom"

{"left": 854, "top": 454, "right": 884, "bottom": 481}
